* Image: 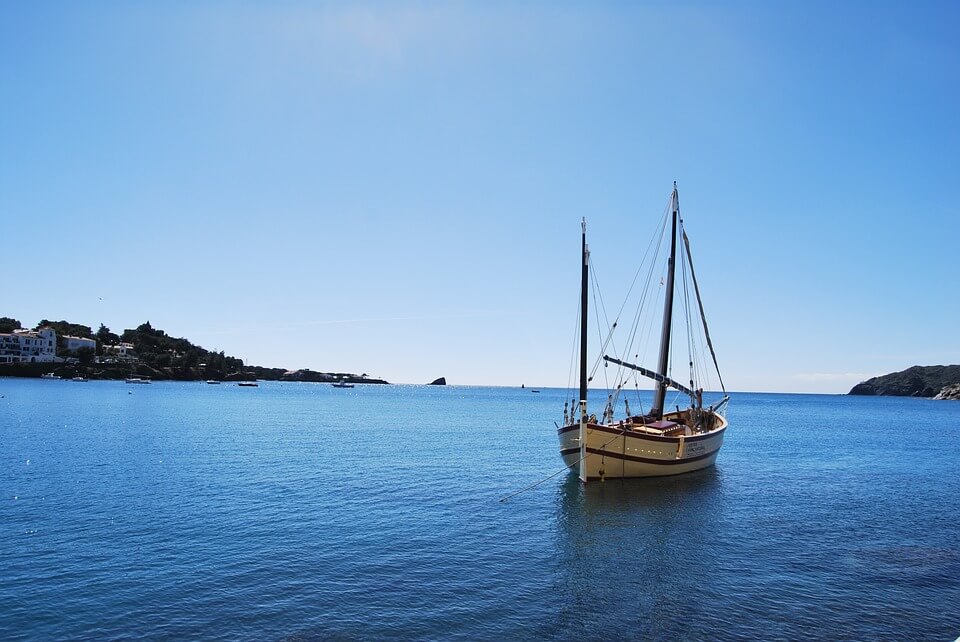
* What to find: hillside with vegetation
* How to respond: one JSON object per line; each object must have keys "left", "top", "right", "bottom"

{"left": 0, "top": 317, "right": 387, "bottom": 384}
{"left": 849, "top": 365, "right": 960, "bottom": 398}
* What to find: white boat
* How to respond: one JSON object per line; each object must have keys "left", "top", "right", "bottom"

{"left": 40, "top": 372, "right": 61, "bottom": 380}
{"left": 238, "top": 381, "right": 258, "bottom": 387}
{"left": 70, "top": 376, "right": 89, "bottom": 382}
{"left": 125, "top": 377, "right": 151, "bottom": 384}
{"left": 205, "top": 380, "right": 222, "bottom": 384}
{"left": 558, "top": 183, "right": 729, "bottom": 482}
{"left": 332, "top": 380, "right": 354, "bottom": 388}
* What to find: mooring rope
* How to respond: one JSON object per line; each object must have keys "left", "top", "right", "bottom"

{"left": 498, "top": 428, "right": 627, "bottom": 502}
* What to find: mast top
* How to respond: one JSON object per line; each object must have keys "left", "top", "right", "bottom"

{"left": 651, "top": 183, "right": 680, "bottom": 419}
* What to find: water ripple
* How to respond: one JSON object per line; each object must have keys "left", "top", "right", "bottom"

{"left": 0, "top": 381, "right": 958, "bottom": 640}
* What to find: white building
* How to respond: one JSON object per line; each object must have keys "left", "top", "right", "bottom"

{"left": 64, "top": 335, "right": 97, "bottom": 353}
{"left": 0, "top": 327, "right": 58, "bottom": 364}
{"left": 102, "top": 342, "right": 136, "bottom": 362}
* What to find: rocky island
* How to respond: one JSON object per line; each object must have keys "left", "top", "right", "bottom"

{"left": 848, "top": 365, "right": 960, "bottom": 399}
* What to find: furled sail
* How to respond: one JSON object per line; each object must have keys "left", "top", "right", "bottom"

{"left": 681, "top": 230, "right": 726, "bottom": 393}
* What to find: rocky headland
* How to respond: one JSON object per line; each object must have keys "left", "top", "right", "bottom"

{"left": 848, "top": 365, "right": 960, "bottom": 399}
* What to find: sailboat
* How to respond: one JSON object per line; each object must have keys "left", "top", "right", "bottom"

{"left": 557, "top": 183, "right": 729, "bottom": 481}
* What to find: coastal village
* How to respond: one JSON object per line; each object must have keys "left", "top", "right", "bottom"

{"left": 0, "top": 325, "right": 133, "bottom": 365}
{"left": 0, "top": 317, "right": 388, "bottom": 384}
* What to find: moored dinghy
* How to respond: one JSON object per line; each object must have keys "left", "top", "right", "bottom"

{"left": 558, "top": 183, "right": 729, "bottom": 481}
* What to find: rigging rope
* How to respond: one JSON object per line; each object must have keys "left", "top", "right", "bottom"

{"left": 589, "top": 256, "right": 615, "bottom": 391}
{"left": 560, "top": 189, "right": 725, "bottom": 427}
{"left": 566, "top": 294, "right": 581, "bottom": 395}
{"left": 611, "top": 203, "right": 672, "bottom": 413}
{"left": 679, "top": 218, "right": 712, "bottom": 396}
{"left": 679, "top": 224, "right": 696, "bottom": 399}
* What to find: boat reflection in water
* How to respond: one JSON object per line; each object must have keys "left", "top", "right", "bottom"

{"left": 548, "top": 467, "right": 725, "bottom": 638}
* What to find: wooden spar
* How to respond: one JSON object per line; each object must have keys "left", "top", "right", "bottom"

{"left": 602, "top": 355, "right": 695, "bottom": 398}
{"left": 579, "top": 218, "right": 589, "bottom": 483}
{"left": 651, "top": 184, "right": 679, "bottom": 419}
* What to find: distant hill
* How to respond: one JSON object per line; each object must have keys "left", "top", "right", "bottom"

{"left": 849, "top": 365, "right": 960, "bottom": 397}
{"left": 0, "top": 316, "right": 388, "bottom": 383}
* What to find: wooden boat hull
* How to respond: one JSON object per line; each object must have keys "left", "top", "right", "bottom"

{"left": 557, "top": 412, "right": 727, "bottom": 480}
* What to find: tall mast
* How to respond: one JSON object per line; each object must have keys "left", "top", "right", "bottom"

{"left": 579, "top": 218, "right": 589, "bottom": 483}
{"left": 579, "top": 218, "right": 589, "bottom": 420}
{"left": 651, "top": 183, "right": 679, "bottom": 419}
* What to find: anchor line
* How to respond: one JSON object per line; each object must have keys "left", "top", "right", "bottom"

{"left": 499, "top": 427, "right": 627, "bottom": 502}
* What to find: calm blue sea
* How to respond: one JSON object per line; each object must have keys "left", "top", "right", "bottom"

{"left": 1, "top": 379, "right": 958, "bottom": 640}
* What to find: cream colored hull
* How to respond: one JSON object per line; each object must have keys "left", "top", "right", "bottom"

{"left": 557, "top": 412, "right": 727, "bottom": 481}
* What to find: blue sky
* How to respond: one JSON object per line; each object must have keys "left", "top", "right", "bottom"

{"left": 2, "top": 1, "right": 958, "bottom": 392}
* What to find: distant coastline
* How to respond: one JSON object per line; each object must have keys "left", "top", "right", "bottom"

{"left": 0, "top": 361, "right": 389, "bottom": 385}
{"left": 0, "top": 316, "right": 388, "bottom": 384}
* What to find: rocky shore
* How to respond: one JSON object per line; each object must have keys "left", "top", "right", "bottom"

{"left": 848, "top": 365, "right": 960, "bottom": 398}
{"left": 933, "top": 383, "right": 960, "bottom": 400}
{"left": 0, "top": 362, "right": 388, "bottom": 384}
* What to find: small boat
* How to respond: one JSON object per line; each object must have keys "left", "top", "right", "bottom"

{"left": 40, "top": 373, "right": 61, "bottom": 380}
{"left": 558, "top": 183, "right": 729, "bottom": 482}
{"left": 125, "top": 377, "right": 151, "bottom": 384}
{"left": 238, "top": 382, "right": 259, "bottom": 387}
{"left": 205, "top": 380, "right": 222, "bottom": 384}
{"left": 331, "top": 379, "right": 354, "bottom": 388}
{"left": 70, "top": 376, "right": 89, "bottom": 382}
